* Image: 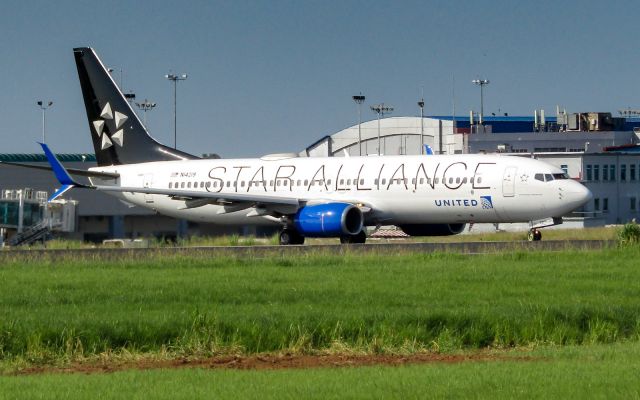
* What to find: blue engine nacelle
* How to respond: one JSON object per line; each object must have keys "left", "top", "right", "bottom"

{"left": 294, "top": 203, "right": 363, "bottom": 237}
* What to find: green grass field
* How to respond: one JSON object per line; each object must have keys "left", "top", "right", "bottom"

{"left": 1, "top": 246, "right": 639, "bottom": 371}
{"left": 2, "top": 244, "right": 640, "bottom": 397}
{"left": 1, "top": 343, "right": 639, "bottom": 399}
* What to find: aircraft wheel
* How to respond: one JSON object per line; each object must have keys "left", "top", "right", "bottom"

{"left": 279, "top": 230, "right": 293, "bottom": 245}
{"left": 352, "top": 230, "right": 367, "bottom": 244}
{"left": 279, "top": 229, "right": 304, "bottom": 245}
{"left": 534, "top": 229, "right": 542, "bottom": 241}
{"left": 291, "top": 232, "right": 305, "bottom": 245}
{"left": 340, "top": 230, "right": 367, "bottom": 244}
{"left": 528, "top": 229, "right": 542, "bottom": 242}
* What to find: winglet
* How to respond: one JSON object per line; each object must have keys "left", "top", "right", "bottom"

{"left": 48, "top": 185, "right": 75, "bottom": 202}
{"left": 38, "top": 143, "right": 85, "bottom": 201}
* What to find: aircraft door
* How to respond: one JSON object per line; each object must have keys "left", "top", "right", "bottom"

{"left": 143, "top": 174, "right": 154, "bottom": 203}
{"left": 502, "top": 166, "right": 517, "bottom": 197}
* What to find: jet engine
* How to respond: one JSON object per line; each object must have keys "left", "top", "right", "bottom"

{"left": 294, "top": 203, "right": 363, "bottom": 237}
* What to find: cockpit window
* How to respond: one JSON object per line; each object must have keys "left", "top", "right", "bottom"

{"left": 535, "top": 173, "right": 566, "bottom": 182}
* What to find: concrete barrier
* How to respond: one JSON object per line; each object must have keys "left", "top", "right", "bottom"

{"left": 0, "top": 240, "right": 616, "bottom": 263}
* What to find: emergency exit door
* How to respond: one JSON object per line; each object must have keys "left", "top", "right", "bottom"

{"left": 143, "top": 174, "right": 154, "bottom": 203}
{"left": 502, "top": 166, "right": 517, "bottom": 197}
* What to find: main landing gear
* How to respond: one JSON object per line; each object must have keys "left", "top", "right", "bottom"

{"left": 527, "top": 228, "right": 542, "bottom": 242}
{"left": 279, "top": 229, "right": 305, "bottom": 245}
{"left": 278, "top": 229, "right": 367, "bottom": 245}
{"left": 340, "top": 230, "right": 367, "bottom": 244}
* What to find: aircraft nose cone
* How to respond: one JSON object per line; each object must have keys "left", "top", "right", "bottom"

{"left": 567, "top": 182, "right": 592, "bottom": 207}
{"left": 581, "top": 185, "right": 594, "bottom": 205}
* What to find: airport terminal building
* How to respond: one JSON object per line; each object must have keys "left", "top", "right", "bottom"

{"left": 2, "top": 112, "right": 640, "bottom": 243}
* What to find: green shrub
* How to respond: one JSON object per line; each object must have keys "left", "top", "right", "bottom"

{"left": 617, "top": 221, "right": 640, "bottom": 246}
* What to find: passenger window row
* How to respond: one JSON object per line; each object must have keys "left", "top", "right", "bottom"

{"left": 167, "top": 176, "right": 483, "bottom": 189}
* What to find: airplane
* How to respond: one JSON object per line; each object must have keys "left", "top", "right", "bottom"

{"left": 7, "top": 47, "right": 593, "bottom": 245}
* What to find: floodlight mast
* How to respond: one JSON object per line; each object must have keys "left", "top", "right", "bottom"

{"left": 36, "top": 100, "right": 53, "bottom": 143}
{"left": 107, "top": 67, "right": 136, "bottom": 103}
{"left": 165, "top": 73, "right": 188, "bottom": 149}
{"left": 619, "top": 108, "right": 640, "bottom": 117}
{"left": 472, "top": 79, "right": 490, "bottom": 124}
{"left": 135, "top": 99, "right": 157, "bottom": 127}
{"left": 418, "top": 98, "right": 425, "bottom": 154}
{"left": 370, "top": 103, "right": 394, "bottom": 156}
{"left": 352, "top": 94, "right": 365, "bottom": 155}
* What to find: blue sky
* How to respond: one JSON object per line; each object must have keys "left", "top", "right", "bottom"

{"left": 1, "top": 0, "right": 638, "bottom": 157}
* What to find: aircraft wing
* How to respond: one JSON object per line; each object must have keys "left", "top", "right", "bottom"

{"left": 39, "top": 143, "right": 372, "bottom": 215}
{"left": 99, "top": 184, "right": 301, "bottom": 206}
{"left": 100, "top": 185, "right": 373, "bottom": 212}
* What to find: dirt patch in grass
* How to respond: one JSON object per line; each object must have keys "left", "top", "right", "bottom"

{"left": 14, "top": 352, "right": 536, "bottom": 375}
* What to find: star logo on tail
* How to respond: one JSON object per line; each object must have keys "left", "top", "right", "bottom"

{"left": 92, "top": 102, "right": 128, "bottom": 150}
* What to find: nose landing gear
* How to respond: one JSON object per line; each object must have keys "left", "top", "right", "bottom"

{"left": 527, "top": 217, "right": 562, "bottom": 241}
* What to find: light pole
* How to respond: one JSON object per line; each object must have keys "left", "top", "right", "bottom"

{"left": 107, "top": 67, "right": 136, "bottom": 103}
{"left": 418, "top": 98, "right": 425, "bottom": 154}
{"left": 370, "top": 103, "right": 394, "bottom": 156}
{"left": 352, "top": 94, "right": 365, "bottom": 155}
{"left": 165, "top": 73, "right": 188, "bottom": 149}
{"left": 135, "top": 99, "right": 157, "bottom": 128}
{"left": 107, "top": 67, "right": 123, "bottom": 88}
{"left": 472, "top": 79, "right": 489, "bottom": 124}
{"left": 36, "top": 100, "right": 53, "bottom": 143}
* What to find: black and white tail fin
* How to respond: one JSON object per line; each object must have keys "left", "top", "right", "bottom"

{"left": 73, "top": 47, "right": 198, "bottom": 166}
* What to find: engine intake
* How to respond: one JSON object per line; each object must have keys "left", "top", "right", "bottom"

{"left": 294, "top": 203, "right": 363, "bottom": 237}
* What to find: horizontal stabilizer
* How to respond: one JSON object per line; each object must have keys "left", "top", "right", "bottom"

{"left": 0, "top": 160, "right": 119, "bottom": 179}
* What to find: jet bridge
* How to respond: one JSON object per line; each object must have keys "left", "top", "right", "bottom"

{"left": 0, "top": 188, "right": 77, "bottom": 246}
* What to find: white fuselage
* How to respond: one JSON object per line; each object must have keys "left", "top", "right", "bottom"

{"left": 89, "top": 154, "right": 592, "bottom": 226}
